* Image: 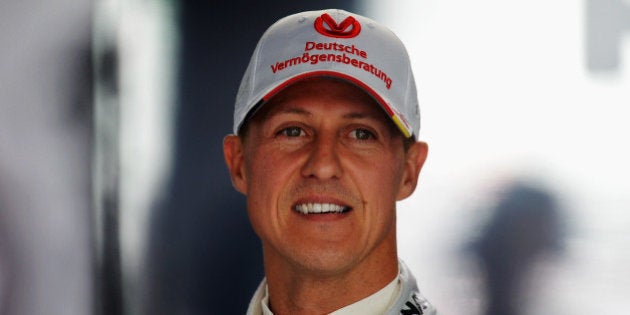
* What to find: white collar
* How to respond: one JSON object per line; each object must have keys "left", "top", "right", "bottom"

{"left": 260, "top": 283, "right": 273, "bottom": 315}
{"left": 246, "top": 260, "right": 436, "bottom": 315}
{"left": 258, "top": 275, "right": 399, "bottom": 315}
{"left": 329, "top": 274, "right": 400, "bottom": 315}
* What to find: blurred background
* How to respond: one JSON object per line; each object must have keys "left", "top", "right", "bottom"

{"left": 1, "top": 0, "right": 628, "bottom": 314}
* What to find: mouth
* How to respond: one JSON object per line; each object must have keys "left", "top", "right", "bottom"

{"left": 293, "top": 202, "right": 351, "bottom": 215}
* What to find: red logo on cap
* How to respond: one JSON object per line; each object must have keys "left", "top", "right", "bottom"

{"left": 314, "top": 13, "right": 361, "bottom": 38}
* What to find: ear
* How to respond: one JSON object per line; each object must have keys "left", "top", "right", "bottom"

{"left": 396, "top": 141, "right": 429, "bottom": 200}
{"left": 223, "top": 135, "right": 248, "bottom": 195}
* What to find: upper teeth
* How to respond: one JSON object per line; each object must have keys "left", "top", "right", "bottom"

{"left": 295, "top": 203, "right": 347, "bottom": 214}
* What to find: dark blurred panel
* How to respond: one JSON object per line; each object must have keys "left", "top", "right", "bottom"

{"left": 145, "top": 2, "right": 357, "bottom": 314}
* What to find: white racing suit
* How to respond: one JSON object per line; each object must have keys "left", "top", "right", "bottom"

{"left": 246, "top": 260, "right": 437, "bottom": 315}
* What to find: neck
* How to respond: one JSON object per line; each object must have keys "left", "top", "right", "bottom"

{"left": 262, "top": 236, "right": 398, "bottom": 315}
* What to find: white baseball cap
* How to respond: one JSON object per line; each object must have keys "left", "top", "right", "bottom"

{"left": 234, "top": 9, "right": 420, "bottom": 138}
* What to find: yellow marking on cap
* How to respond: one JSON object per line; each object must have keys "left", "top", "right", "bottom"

{"left": 391, "top": 116, "right": 412, "bottom": 138}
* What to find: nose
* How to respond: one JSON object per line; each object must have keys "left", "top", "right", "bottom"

{"left": 301, "top": 134, "right": 343, "bottom": 180}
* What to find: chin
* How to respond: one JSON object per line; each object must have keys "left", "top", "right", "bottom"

{"left": 288, "top": 248, "right": 360, "bottom": 276}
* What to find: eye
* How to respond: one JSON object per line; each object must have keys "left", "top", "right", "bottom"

{"left": 349, "top": 128, "right": 375, "bottom": 140}
{"left": 277, "top": 126, "right": 305, "bottom": 137}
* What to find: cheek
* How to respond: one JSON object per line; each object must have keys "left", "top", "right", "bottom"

{"left": 244, "top": 148, "right": 295, "bottom": 205}
{"left": 244, "top": 153, "right": 278, "bottom": 235}
{"left": 352, "top": 153, "right": 404, "bottom": 192}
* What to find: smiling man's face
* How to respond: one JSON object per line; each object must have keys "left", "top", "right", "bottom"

{"left": 224, "top": 78, "right": 427, "bottom": 276}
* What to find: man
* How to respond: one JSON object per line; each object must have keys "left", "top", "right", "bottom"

{"left": 223, "top": 9, "right": 436, "bottom": 315}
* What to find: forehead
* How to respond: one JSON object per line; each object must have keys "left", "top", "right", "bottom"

{"left": 252, "top": 77, "right": 387, "bottom": 122}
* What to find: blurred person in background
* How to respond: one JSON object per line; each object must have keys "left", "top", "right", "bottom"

{"left": 472, "top": 182, "right": 564, "bottom": 315}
